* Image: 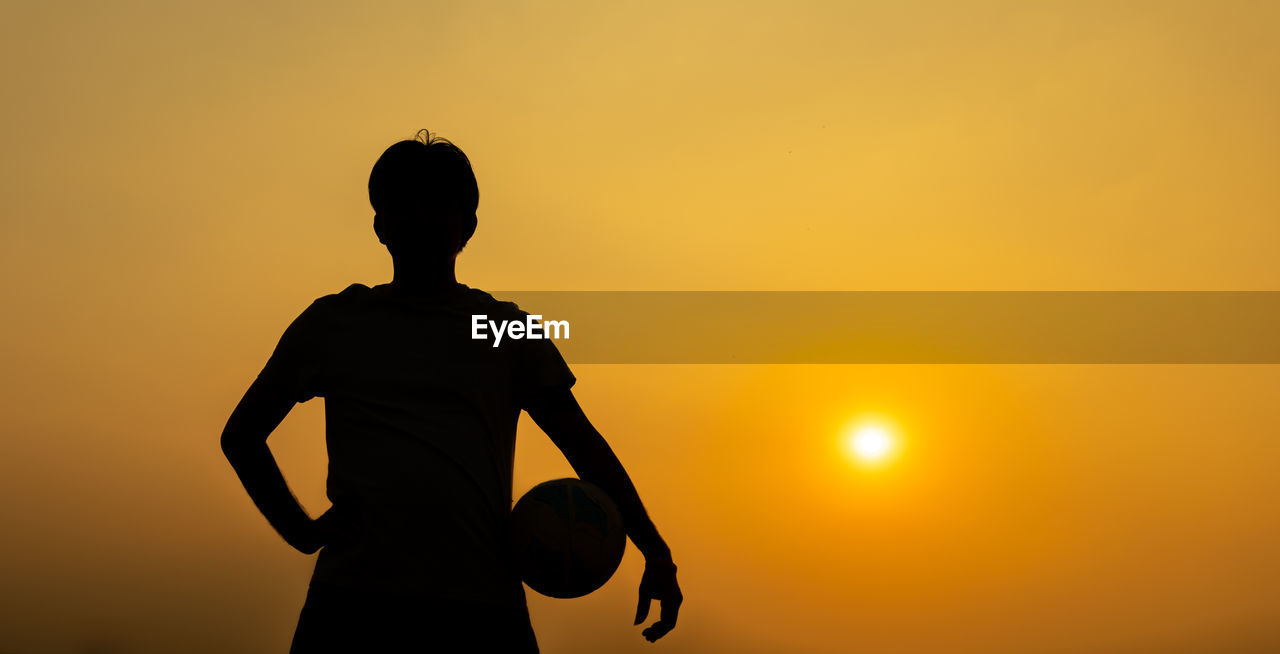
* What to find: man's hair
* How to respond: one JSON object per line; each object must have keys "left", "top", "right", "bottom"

{"left": 368, "top": 129, "right": 479, "bottom": 253}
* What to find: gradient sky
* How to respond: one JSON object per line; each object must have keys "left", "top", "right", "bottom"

{"left": 3, "top": 1, "right": 1279, "bottom": 652}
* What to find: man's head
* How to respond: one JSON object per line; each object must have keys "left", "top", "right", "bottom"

{"left": 369, "top": 130, "right": 479, "bottom": 259}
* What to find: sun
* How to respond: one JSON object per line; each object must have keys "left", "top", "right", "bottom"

{"left": 843, "top": 423, "right": 897, "bottom": 465}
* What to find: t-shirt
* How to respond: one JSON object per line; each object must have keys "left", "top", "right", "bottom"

{"left": 255, "top": 282, "right": 576, "bottom": 607}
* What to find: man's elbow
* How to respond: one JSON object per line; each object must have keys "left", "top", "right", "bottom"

{"left": 220, "top": 428, "right": 240, "bottom": 461}
{"left": 220, "top": 421, "right": 256, "bottom": 461}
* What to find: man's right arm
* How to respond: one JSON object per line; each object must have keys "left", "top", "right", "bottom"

{"left": 525, "top": 387, "right": 683, "bottom": 642}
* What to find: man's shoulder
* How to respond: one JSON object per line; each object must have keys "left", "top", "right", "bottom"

{"left": 316, "top": 283, "right": 374, "bottom": 305}
{"left": 455, "top": 285, "right": 526, "bottom": 318}
{"left": 294, "top": 284, "right": 374, "bottom": 321}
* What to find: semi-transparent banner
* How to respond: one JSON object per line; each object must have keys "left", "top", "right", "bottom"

{"left": 492, "top": 292, "right": 1280, "bottom": 363}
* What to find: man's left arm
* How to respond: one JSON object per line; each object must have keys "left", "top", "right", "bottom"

{"left": 220, "top": 376, "right": 325, "bottom": 554}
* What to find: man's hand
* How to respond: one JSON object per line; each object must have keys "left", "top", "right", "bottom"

{"left": 634, "top": 556, "right": 682, "bottom": 642}
{"left": 288, "top": 504, "right": 360, "bottom": 555}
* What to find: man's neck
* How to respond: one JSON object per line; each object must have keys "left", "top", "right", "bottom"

{"left": 388, "top": 256, "right": 459, "bottom": 295}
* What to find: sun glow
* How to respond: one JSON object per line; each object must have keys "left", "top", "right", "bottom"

{"left": 843, "top": 423, "right": 898, "bottom": 465}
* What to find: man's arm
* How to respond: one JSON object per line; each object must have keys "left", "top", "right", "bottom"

{"left": 526, "top": 388, "right": 683, "bottom": 642}
{"left": 220, "top": 376, "right": 324, "bottom": 554}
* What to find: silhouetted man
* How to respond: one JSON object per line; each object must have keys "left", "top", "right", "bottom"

{"left": 221, "top": 130, "right": 681, "bottom": 652}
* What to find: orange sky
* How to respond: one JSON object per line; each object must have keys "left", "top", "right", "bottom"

{"left": 3, "top": 2, "right": 1279, "bottom": 652}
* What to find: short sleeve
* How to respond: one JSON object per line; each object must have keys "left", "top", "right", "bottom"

{"left": 255, "top": 298, "right": 331, "bottom": 403}
{"left": 513, "top": 322, "right": 576, "bottom": 409}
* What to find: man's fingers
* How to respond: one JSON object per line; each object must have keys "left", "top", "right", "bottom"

{"left": 635, "top": 589, "right": 652, "bottom": 625}
{"left": 315, "top": 507, "right": 360, "bottom": 550}
{"left": 637, "top": 592, "right": 682, "bottom": 641}
{"left": 641, "top": 620, "right": 676, "bottom": 642}
{"left": 659, "top": 592, "right": 682, "bottom": 629}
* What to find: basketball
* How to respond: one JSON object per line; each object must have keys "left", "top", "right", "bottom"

{"left": 510, "top": 478, "right": 627, "bottom": 599}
